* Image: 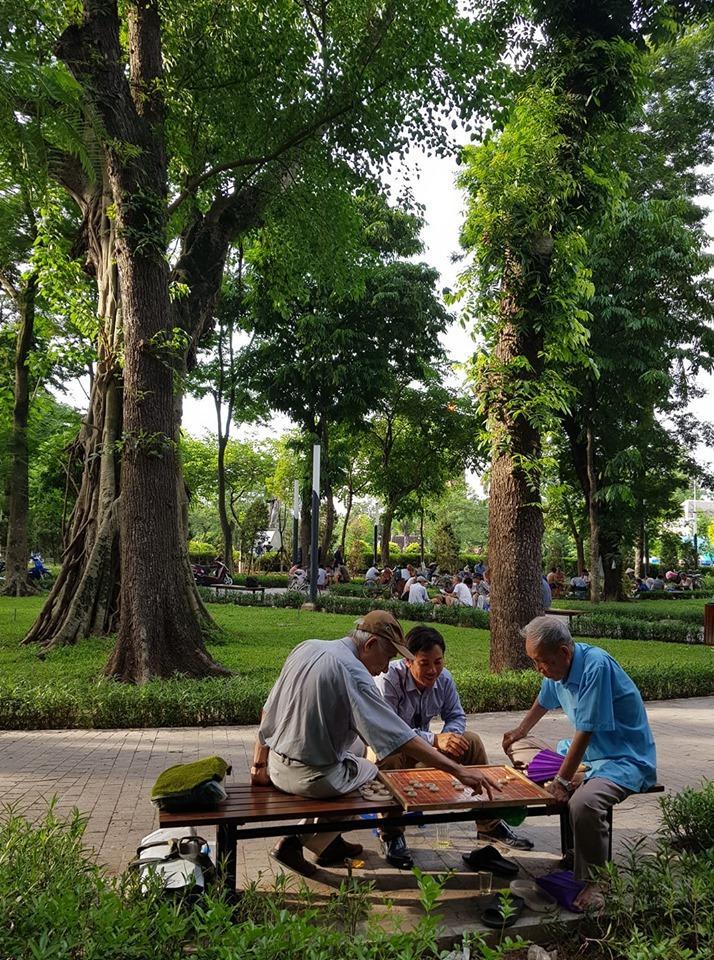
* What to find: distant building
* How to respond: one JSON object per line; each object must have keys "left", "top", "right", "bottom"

{"left": 683, "top": 499, "right": 714, "bottom": 522}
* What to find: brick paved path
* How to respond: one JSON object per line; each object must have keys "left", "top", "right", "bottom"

{"left": 1, "top": 697, "right": 711, "bottom": 941}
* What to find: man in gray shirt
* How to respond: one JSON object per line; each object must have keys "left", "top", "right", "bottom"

{"left": 252, "top": 610, "right": 499, "bottom": 876}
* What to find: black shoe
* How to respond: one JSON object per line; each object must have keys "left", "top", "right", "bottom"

{"left": 315, "top": 835, "right": 364, "bottom": 866}
{"left": 478, "top": 821, "right": 534, "bottom": 850}
{"left": 381, "top": 835, "right": 414, "bottom": 870}
{"left": 270, "top": 836, "right": 316, "bottom": 877}
{"left": 462, "top": 845, "right": 519, "bottom": 879}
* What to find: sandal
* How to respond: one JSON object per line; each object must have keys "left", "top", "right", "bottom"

{"left": 480, "top": 893, "right": 525, "bottom": 929}
{"left": 509, "top": 879, "right": 557, "bottom": 913}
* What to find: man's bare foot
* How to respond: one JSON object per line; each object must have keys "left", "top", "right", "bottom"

{"left": 574, "top": 883, "right": 605, "bottom": 913}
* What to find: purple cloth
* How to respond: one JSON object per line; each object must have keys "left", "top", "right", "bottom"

{"left": 535, "top": 870, "right": 586, "bottom": 913}
{"left": 526, "top": 749, "right": 565, "bottom": 783}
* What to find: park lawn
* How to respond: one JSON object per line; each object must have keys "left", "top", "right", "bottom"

{"left": 1, "top": 595, "right": 712, "bottom": 728}
{"left": 0, "top": 594, "right": 711, "bottom": 679}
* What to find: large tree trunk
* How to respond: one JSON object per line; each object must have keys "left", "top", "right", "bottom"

{"left": 216, "top": 435, "right": 234, "bottom": 573}
{"left": 2, "top": 272, "right": 38, "bottom": 597}
{"left": 586, "top": 422, "right": 600, "bottom": 603}
{"left": 380, "top": 505, "right": 394, "bottom": 565}
{"left": 300, "top": 482, "right": 311, "bottom": 567}
{"left": 600, "top": 529, "right": 623, "bottom": 601}
{"left": 340, "top": 485, "right": 353, "bottom": 559}
{"left": 635, "top": 516, "right": 645, "bottom": 579}
{"left": 562, "top": 498, "right": 585, "bottom": 575}
{"left": 487, "top": 252, "right": 548, "bottom": 673}
{"left": 24, "top": 192, "right": 123, "bottom": 645}
{"left": 56, "top": 0, "right": 228, "bottom": 682}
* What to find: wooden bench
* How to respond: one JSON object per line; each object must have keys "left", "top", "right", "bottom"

{"left": 211, "top": 584, "right": 266, "bottom": 602}
{"left": 547, "top": 608, "right": 584, "bottom": 631}
{"left": 159, "top": 781, "right": 664, "bottom": 890}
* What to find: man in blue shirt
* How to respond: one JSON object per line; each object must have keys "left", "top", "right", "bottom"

{"left": 502, "top": 616, "right": 656, "bottom": 911}
{"left": 375, "top": 625, "right": 533, "bottom": 868}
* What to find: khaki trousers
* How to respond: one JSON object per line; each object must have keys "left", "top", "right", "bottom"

{"left": 509, "top": 736, "right": 630, "bottom": 880}
{"left": 268, "top": 744, "right": 375, "bottom": 855}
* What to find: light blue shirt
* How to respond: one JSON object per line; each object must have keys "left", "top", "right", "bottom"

{"left": 537, "top": 643, "right": 656, "bottom": 792}
{"left": 375, "top": 659, "right": 466, "bottom": 746}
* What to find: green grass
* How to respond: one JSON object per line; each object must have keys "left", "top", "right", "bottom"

{"left": 1, "top": 596, "right": 713, "bottom": 729}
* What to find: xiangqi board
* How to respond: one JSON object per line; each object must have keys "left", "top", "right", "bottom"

{"left": 378, "top": 765, "right": 552, "bottom": 812}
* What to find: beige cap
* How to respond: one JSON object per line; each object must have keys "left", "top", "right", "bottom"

{"left": 357, "top": 610, "right": 413, "bottom": 660}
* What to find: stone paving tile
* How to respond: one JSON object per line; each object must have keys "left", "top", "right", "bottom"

{"left": 1, "top": 696, "right": 711, "bottom": 942}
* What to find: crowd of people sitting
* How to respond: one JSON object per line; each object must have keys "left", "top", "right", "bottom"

{"left": 631, "top": 568, "right": 697, "bottom": 593}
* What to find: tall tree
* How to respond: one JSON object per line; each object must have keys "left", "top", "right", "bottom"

{"left": 18, "top": 0, "right": 515, "bottom": 675}
{"left": 458, "top": 0, "right": 702, "bottom": 670}
{"left": 238, "top": 198, "right": 451, "bottom": 562}
{"left": 362, "top": 381, "right": 485, "bottom": 563}
{"left": 561, "top": 22, "right": 714, "bottom": 598}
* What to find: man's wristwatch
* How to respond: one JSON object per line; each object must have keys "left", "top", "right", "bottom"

{"left": 251, "top": 761, "right": 267, "bottom": 772}
{"left": 553, "top": 774, "right": 574, "bottom": 793}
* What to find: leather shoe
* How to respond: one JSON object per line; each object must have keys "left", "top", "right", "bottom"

{"left": 478, "top": 821, "right": 534, "bottom": 850}
{"left": 462, "top": 844, "right": 519, "bottom": 879}
{"left": 315, "top": 835, "right": 364, "bottom": 866}
{"left": 270, "top": 836, "right": 316, "bottom": 877}
{"left": 381, "top": 834, "right": 414, "bottom": 870}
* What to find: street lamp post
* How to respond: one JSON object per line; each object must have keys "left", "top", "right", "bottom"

{"left": 292, "top": 480, "right": 300, "bottom": 566}
{"left": 309, "top": 445, "right": 320, "bottom": 603}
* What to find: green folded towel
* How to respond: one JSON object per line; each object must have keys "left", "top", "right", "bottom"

{"left": 151, "top": 756, "right": 231, "bottom": 801}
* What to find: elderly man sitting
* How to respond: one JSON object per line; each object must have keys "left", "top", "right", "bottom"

{"left": 502, "top": 616, "right": 656, "bottom": 911}
{"left": 251, "top": 611, "right": 498, "bottom": 876}
{"left": 374, "top": 625, "right": 533, "bottom": 868}
{"left": 407, "top": 575, "right": 430, "bottom": 604}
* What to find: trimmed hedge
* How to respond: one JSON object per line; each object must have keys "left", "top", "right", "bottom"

{"left": 229, "top": 573, "right": 290, "bottom": 587}
{"left": 1, "top": 660, "right": 712, "bottom": 729}
{"left": 635, "top": 589, "right": 713, "bottom": 601}
{"left": 572, "top": 615, "right": 704, "bottom": 644}
{"left": 199, "top": 588, "right": 707, "bottom": 642}
{"left": 198, "top": 587, "right": 305, "bottom": 607}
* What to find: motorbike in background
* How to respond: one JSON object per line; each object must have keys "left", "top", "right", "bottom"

{"left": 28, "top": 554, "right": 51, "bottom": 582}
{"left": 192, "top": 557, "right": 233, "bottom": 586}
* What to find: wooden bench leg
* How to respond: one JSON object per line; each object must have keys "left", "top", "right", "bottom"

{"left": 559, "top": 808, "right": 572, "bottom": 857}
{"left": 217, "top": 823, "right": 238, "bottom": 891}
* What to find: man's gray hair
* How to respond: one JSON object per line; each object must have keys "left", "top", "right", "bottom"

{"left": 522, "top": 615, "right": 574, "bottom": 654}
{"left": 351, "top": 627, "right": 372, "bottom": 648}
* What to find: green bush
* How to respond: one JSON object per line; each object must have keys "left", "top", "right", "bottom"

{"left": 316, "top": 593, "right": 490, "bottom": 629}
{"left": 635, "top": 589, "right": 713, "bottom": 600}
{"left": 197, "top": 587, "right": 304, "bottom": 608}
{"left": 601, "top": 833, "right": 714, "bottom": 959}
{"left": 228, "top": 573, "right": 290, "bottom": 588}
{"left": 188, "top": 540, "right": 218, "bottom": 563}
{"left": 3, "top": 808, "right": 507, "bottom": 960}
{"left": 659, "top": 779, "right": 714, "bottom": 853}
{"left": 573, "top": 615, "right": 704, "bottom": 644}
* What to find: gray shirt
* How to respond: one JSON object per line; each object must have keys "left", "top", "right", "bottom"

{"left": 374, "top": 659, "right": 466, "bottom": 746}
{"left": 259, "top": 638, "right": 414, "bottom": 765}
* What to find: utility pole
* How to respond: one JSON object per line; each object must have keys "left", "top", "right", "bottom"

{"left": 292, "top": 480, "right": 300, "bottom": 565}
{"left": 309, "top": 445, "right": 320, "bottom": 602}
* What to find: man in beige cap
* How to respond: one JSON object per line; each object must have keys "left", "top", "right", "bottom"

{"left": 252, "top": 611, "right": 498, "bottom": 876}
